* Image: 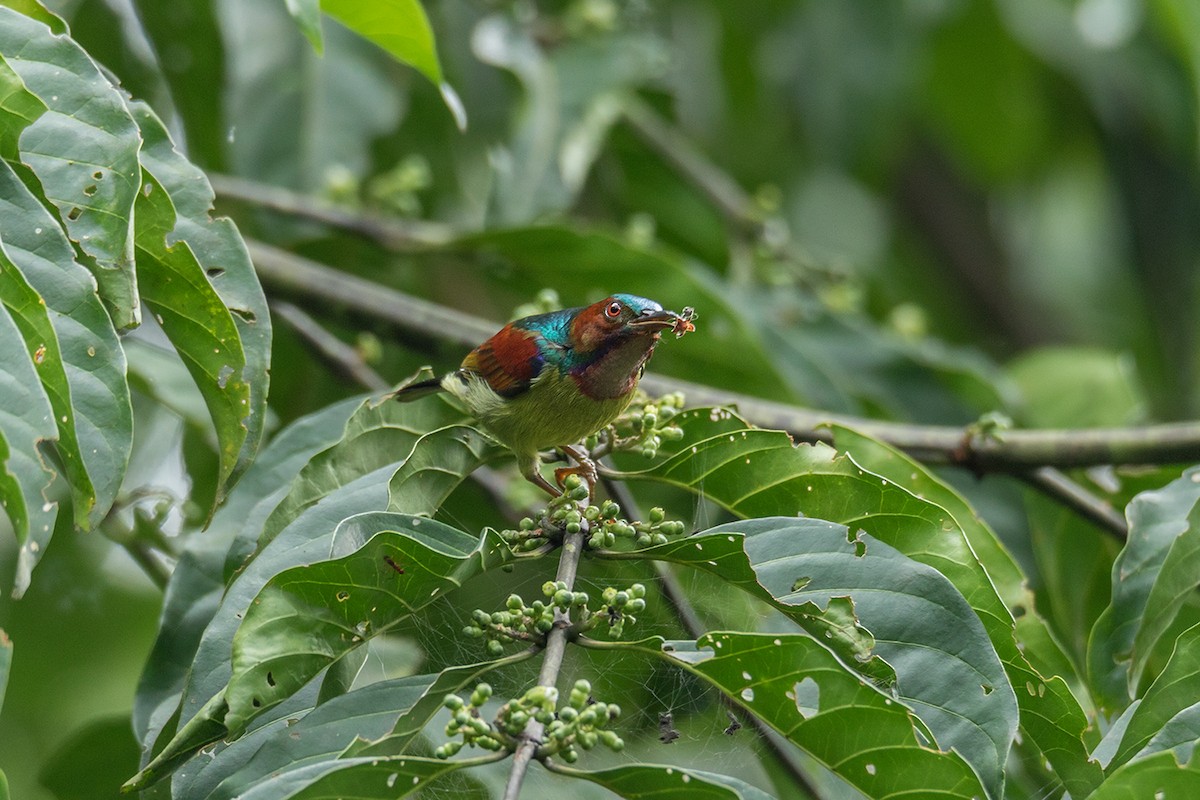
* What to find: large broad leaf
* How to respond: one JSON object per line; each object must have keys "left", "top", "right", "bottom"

{"left": 229, "top": 755, "right": 485, "bottom": 800}
{"left": 610, "top": 517, "right": 1014, "bottom": 798}
{"left": 0, "top": 156, "right": 131, "bottom": 569}
{"left": 600, "top": 632, "right": 988, "bottom": 799}
{"left": 1089, "top": 467, "right": 1200, "bottom": 710}
{"left": 612, "top": 408, "right": 1103, "bottom": 795}
{"left": 546, "top": 764, "right": 776, "bottom": 800}
{"left": 1089, "top": 749, "right": 1200, "bottom": 799}
{"left": 258, "top": 397, "right": 462, "bottom": 549}
{"left": 225, "top": 514, "right": 510, "bottom": 732}
{"left": 198, "top": 652, "right": 531, "bottom": 800}
{"left": 130, "top": 100, "right": 271, "bottom": 493}
{"left": 1109, "top": 622, "right": 1200, "bottom": 771}
{"left": 0, "top": 8, "right": 142, "bottom": 329}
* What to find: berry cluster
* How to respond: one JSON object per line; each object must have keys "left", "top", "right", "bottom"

{"left": 588, "top": 391, "right": 687, "bottom": 459}
{"left": 436, "top": 680, "right": 624, "bottom": 763}
{"left": 498, "top": 488, "right": 686, "bottom": 553}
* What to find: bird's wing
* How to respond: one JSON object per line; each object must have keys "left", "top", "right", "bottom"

{"left": 461, "top": 324, "right": 549, "bottom": 398}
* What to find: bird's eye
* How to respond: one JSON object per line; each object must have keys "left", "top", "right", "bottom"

{"left": 604, "top": 301, "right": 622, "bottom": 319}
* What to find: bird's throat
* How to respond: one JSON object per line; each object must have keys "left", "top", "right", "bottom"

{"left": 573, "top": 335, "right": 659, "bottom": 400}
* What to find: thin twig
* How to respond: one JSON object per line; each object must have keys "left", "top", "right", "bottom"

{"left": 272, "top": 300, "right": 390, "bottom": 392}
{"left": 1019, "top": 467, "right": 1128, "bottom": 540}
{"left": 503, "top": 528, "right": 587, "bottom": 800}
{"left": 603, "top": 478, "right": 822, "bottom": 800}
{"left": 209, "top": 173, "right": 453, "bottom": 249}
{"left": 121, "top": 540, "right": 171, "bottom": 590}
{"left": 245, "top": 241, "right": 1200, "bottom": 472}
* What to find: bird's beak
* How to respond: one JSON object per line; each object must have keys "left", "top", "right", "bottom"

{"left": 628, "top": 309, "right": 682, "bottom": 330}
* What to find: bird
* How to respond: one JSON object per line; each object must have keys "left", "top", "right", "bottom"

{"left": 392, "top": 294, "right": 695, "bottom": 497}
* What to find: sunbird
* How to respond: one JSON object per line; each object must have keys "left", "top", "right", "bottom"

{"left": 392, "top": 294, "right": 695, "bottom": 496}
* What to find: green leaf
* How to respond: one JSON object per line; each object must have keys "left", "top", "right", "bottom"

{"left": 225, "top": 515, "right": 511, "bottom": 732}
{"left": 129, "top": 100, "right": 271, "bottom": 493}
{"left": 604, "top": 631, "right": 988, "bottom": 799}
{"left": 133, "top": 397, "right": 363, "bottom": 757}
{"left": 1136, "top": 700, "right": 1200, "bottom": 764}
{"left": 1110, "top": 622, "right": 1200, "bottom": 771}
{"left": 259, "top": 396, "right": 462, "bottom": 549}
{"left": 550, "top": 763, "right": 776, "bottom": 799}
{"left": 284, "top": 0, "right": 323, "bottom": 53}
{"left": 232, "top": 755, "right": 482, "bottom": 800}
{"left": 0, "top": 1, "right": 64, "bottom": 33}
{"left": 1090, "top": 467, "right": 1200, "bottom": 709}
{"left": 0, "top": 157, "right": 131, "bottom": 540}
{"left": 204, "top": 654, "right": 531, "bottom": 800}
{"left": 38, "top": 715, "right": 140, "bottom": 799}
{"left": 128, "top": 465, "right": 400, "bottom": 791}
{"left": 0, "top": 8, "right": 142, "bottom": 329}
{"left": 620, "top": 517, "right": 1014, "bottom": 798}
{"left": 1007, "top": 346, "right": 1146, "bottom": 428}
{"left": 0, "top": 284, "right": 57, "bottom": 596}
{"left": 133, "top": 165, "right": 250, "bottom": 511}
{"left": 321, "top": 0, "right": 442, "bottom": 85}
{"left": 615, "top": 408, "right": 1103, "bottom": 795}
{"left": 1089, "top": 749, "right": 1200, "bottom": 799}
{"left": 387, "top": 425, "right": 491, "bottom": 512}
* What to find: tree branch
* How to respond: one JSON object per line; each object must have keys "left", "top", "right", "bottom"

{"left": 503, "top": 527, "right": 587, "bottom": 800}
{"left": 1018, "top": 467, "right": 1128, "bottom": 540}
{"left": 246, "top": 239, "right": 1200, "bottom": 472}
{"left": 209, "top": 173, "right": 452, "bottom": 249}
{"left": 271, "top": 300, "right": 390, "bottom": 392}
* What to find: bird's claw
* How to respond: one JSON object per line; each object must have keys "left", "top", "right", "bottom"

{"left": 555, "top": 447, "right": 598, "bottom": 496}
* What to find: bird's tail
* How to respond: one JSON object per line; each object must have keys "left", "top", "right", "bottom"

{"left": 390, "top": 376, "right": 444, "bottom": 402}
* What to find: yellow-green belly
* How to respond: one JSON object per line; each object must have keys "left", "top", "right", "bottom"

{"left": 447, "top": 368, "right": 634, "bottom": 461}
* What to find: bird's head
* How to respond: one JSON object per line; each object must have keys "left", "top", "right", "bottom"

{"left": 569, "top": 294, "right": 687, "bottom": 352}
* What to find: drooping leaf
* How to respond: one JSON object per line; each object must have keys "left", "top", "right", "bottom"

{"left": 1109, "top": 622, "right": 1200, "bottom": 771}
{"left": 613, "top": 517, "right": 1014, "bottom": 796}
{"left": 130, "top": 100, "right": 271, "bottom": 492}
{"left": 225, "top": 515, "right": 511, "bottom": 732}
{"left": 613, "top": 407, "right": 1103, "bottom": 795}
{"left": 0, "top": 157, "right": 131, "bottom": 545}
{"left": 550, "top": 763, "right": 776, "bottom": 800}
{"left": 133, "top": 166, "right": 250, "bottom": 512}
{"left": 0, "top": 8, "right": 142, "bottom": 329}
{"left": 387, "top": 424, "right": 491, "bottom": 512}
{"left": 601, "top": 632, "right": 988, "bottom": 799}
{"left": 0, "top": 285, "right": 57, "bottom": 596}
{"left": 1089, "top": 467, "right": 1200, "bottom": 709}
{"left": 284, "top": 0, "right": 323, "bottom": 53}
{"left": 321, "top": 0, "right": 443, "bottom": 86}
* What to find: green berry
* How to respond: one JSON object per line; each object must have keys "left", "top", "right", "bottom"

{"left": 486, "top": 640, "right": 504, "bottom": 657}
{"left": 630, "top": 583, "right": 646, "bottom": 599}
{"left": 463, "top": 626, "right": 482, "bottom": 638}
{"left": 561, "top": 747, "right": 579, "bottom": 763}
{"left": 542, "top": 581, "right": 557, "bottom": 596}
{"left": 649, "top": 507, "right": 665, "bottom": 524}
{"left": 572, "top": 592, "right": 589, "bottom": 607}
{"left": 600, "top": 501, "right": 620, "bottom": 518}
{"left": 566, "top": 521, "right": 581, "bottom": 534}
{"left": 584, "top": 505, "right": 600, "bottom": 521}
{"left": 635, "top": 534, "right": 652, "bottom": 548}
{"left": 607, "top": 704, "right": 622, "bottom": 721}
{"left": 559, "top": 706, "right": 578, "bottom": 723}
{"left": 600, "top": 730, "right": 624, "bottom": 750}
{"left": 535, "top": 709, "right": 554, "bottom": 724}
{"left": 627, "top": 598, "right": 646, "bottom": 613}
{"left": 553, "top": 589, "right": 573, "bottom": 608}
{"left": 614, "top": 591, "right": 629, "bottom": 606}
{"left": 507, "top": 594, "right": 524, "bottom": 611}
{"left": 563, "top": 474, "right": 583, "bottom": 490}
{"left": 444, "top": 694, "right": 464, "bottom": 710}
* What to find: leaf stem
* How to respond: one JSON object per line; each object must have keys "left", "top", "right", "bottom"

{"left": 502, "top": 525, "right": 587, "bottom": 800}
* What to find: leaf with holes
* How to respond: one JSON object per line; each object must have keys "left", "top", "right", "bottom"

{"left": 130, "top": 100, "right": 271, "bottom": 492}
{"left": 610, "top": 517, "right": 1014, "bottom": 797}
{"left": 224, "top": 514, "right": 510, "bottom": 732}
{"left": 0, "top": 156, "right": 131, "bottom": 576}
{"left": 192, "top": 651, "right": 532, "bottom": 800}
{"left": 549, "top": 763, "right": 777, "bottom": 799}
{"left": 0, "top": 9, "right": 142, "bottom": 329}
{"left": 599, "top": 632, "right": 988, "bottom": 799}
{"left": 1090, "top": 467, "right": 1200, "bottom": 710}
{"left": 133, "top": 166, "right": 249, "bottom": 511}
{"left": 614, "top": 407, "right": 1104, "bottom": 795}
{"left": 1089, "top": 748, "right": 1200, "bottom": 799}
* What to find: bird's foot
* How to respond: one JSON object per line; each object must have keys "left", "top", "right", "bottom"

{"left": 555, "top": 446, "right": 598, "bottom": 496}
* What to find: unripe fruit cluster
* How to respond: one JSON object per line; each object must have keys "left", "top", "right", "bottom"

{"left": 539, "top": 679, "right": 624, "bottom": 762}
{"left": 497, "top": 490, "right": 687, "bottom": 553}
{"left": 436, "top": 683, "right": 506, "bottom": 757}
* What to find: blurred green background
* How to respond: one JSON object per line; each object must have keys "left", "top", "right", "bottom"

{"left": 4, "top": 0, "right": 1200, "bottom": 797}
